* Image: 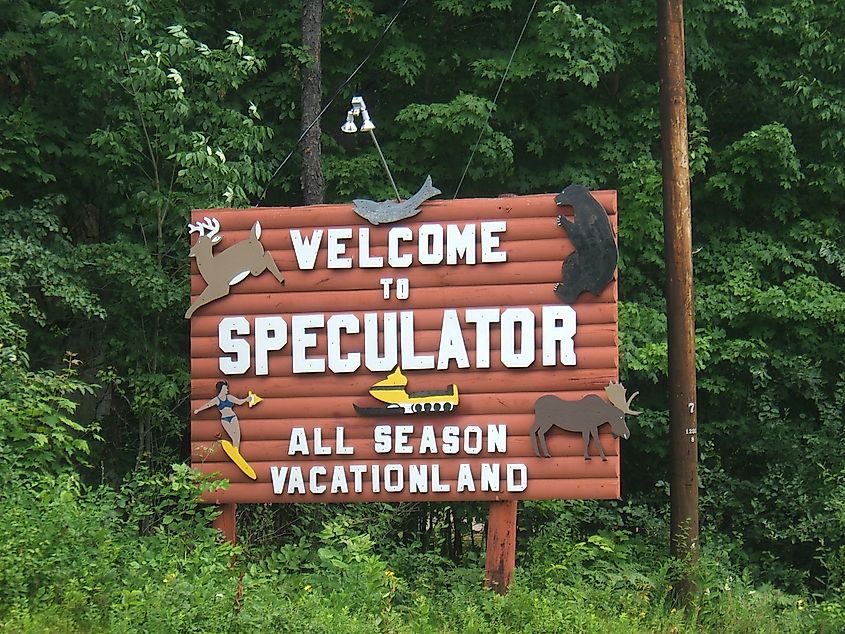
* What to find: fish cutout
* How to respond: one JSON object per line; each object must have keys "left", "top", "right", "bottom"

{"left": 353, "top": 175, "right": 441, "bottom": 225}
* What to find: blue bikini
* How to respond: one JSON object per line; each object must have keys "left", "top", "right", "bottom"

{"left": 218, "top": 397, "right": 236, "bottom": 423}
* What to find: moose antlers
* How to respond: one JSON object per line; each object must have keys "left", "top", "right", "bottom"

{"left": 604, "top": 381, "right": 641, "bottom": 416}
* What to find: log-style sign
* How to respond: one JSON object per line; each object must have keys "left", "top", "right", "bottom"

{"left": 189, "top": 185, "right": 623, "bottom": 504}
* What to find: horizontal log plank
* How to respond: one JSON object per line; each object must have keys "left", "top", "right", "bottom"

{"left": 191, "top": 436, "right": 620, "bottom": 464}
{"left": 199, "top": 477, "right": 621, "bottom": 504}
{"left": 190, "top": 191, "right": 616, "bottom": 232}
{"left": 190, "top": 304, "right": 617, "bottom": 337}
{"left": 191, "top": 346, "right": 618, "bottom": 380}
{"left": 190, "top": 367, "right": 618, "bottom": 404}
{"left": 192, "top": 454, "right": 618, "bottom": 480}
{"left": 188, "top": 386, "right": 619, "bottom": 419}
{"left": 191, "top": 323, "right": 617, "bottom": 358}
{"left": 190, "top": 412, "right": 621, "bottom": 442}
{"left": 187, "top": 282, "right": 617, "bottom": 315}
{"left": 190, "top": 258, "right": 619, "bottom": 295}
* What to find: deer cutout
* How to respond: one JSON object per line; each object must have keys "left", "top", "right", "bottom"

{"left": 185, "top": 216, "right": 285, "bottom": 319}
{"left": 530, "top": 381, "right": 639, "bottom": 460}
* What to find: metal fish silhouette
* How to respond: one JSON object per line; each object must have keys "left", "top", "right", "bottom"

{"left": 353, "top": 175, "right": 441, "bottom": 225}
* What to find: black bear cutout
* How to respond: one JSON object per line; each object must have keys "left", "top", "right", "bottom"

{"left": 553, "top": 184, "right": 618, "bottom": 304}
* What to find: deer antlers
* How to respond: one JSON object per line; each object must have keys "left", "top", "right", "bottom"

{"left": 188, "top": 216, "right": 221, "bottom": 240}
{"left": 605, "top": 381, "right": 641, "bottom": 415}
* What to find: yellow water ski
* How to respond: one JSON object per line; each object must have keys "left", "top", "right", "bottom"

{"left": 247, "top": 390, "right": 263, "bottom": 407}
{"left": 220, "top": 439, "right": 257, "bottom": 480}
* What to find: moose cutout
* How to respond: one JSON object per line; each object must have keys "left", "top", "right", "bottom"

{"left": 530, "top": 382, "right": 639, "bottom": 460}
{"left": 185, "top": 216, "right": 285, "bottom": 319}
{"left": 554, "top": 184, "right": 618, "bottom": 304}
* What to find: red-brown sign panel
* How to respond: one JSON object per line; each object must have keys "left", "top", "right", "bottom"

{"left": 190, "top": 190, "right": 620, "bottom": 504}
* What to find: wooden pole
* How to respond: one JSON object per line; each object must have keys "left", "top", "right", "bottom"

{"left": 213, "top": 503, "right": 237, "bottom": 544}
{"left": 484, "top": 500, "right": 517, "bottom": 593}
{"left": 658, "top": 0, "right": 700, "bottom": 601}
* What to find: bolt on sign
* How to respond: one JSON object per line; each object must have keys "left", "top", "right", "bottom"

{"left": 189, "top": 184, "right": 635, "bottom": 504}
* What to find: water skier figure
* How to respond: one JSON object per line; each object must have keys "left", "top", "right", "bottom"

{"left": 194, "top": 381, "right": 257, "bottom": 479}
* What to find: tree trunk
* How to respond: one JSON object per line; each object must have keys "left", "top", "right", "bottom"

{"left": 300, "top": 0, "right": 325, "bottom": 205}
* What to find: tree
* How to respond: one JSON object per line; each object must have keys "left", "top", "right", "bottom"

{"left": 300, "top": 0, "right": 325, "bottom": 204}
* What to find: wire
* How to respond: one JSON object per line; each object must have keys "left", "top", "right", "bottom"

{"left": 256, "top": 0, "right": 412, "bottom": 205}
{"left": 453, "top": 0, "right": 538, "bottom": 199}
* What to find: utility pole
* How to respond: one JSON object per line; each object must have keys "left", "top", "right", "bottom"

{"left": 658, "top": 0, "right": 699, "bottom": 602}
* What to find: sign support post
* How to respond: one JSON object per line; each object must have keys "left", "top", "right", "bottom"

{"left": 658, "top": 0, "right": 700, "bottom": 602}
{"left": 484, "top": 500, "right": 518, "bottom": 593}
{"left": 213, "top": 503, "right": 237, "bottom": 544}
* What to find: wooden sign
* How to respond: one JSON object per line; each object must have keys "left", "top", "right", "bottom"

{"left": 190, "top": 188, "right": 623, "bottom": 504}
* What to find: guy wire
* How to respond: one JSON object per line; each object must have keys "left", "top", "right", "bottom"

{"left": 453, "top": 0, "right": 538, "bottom": 199}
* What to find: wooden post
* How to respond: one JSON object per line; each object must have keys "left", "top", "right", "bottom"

{"left": 658, "top": 0, "right": 700, "bottom": 602}
{"left": 484, "top": 500, "right": 518, "bottom": 593}
{"left": 213, "top": 503, "right": 237, "bottom": 544}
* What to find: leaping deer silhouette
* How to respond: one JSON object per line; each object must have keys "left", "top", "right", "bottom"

{"left": 530, "top": 382, "right": 639, "bottom": 460}
{"left": 186, "top": 216, "right": 285, "bottom": 319}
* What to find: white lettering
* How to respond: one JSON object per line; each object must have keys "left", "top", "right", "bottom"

{"left": 465, "top": 308, "right": 499, "bottom": 369}
{"left": 480, "top": 463, "right": 500, "bottom": 491}
{"left": 388, "top": 227, "right": 413, "bottom": 267}
{"left": 326, "top": 228, "right": 353, "bottom": 269}
{"left": 313, "top": 428, "right": 331, "bottom": 455}
{"left": 418, "top": 224, "right": 444, "bottom": 265}
{"left": 408, "top": 464, "right": 428, "bottom": 493}
{"left": 437, "top": 309, "right": 470, "bottom": 370}
{"left": 330, "top": 466, "right": 349, "bottom": 493}
{"left": 271, "top": 466, "right": 288, "bottom": 494}
{"left": 501, "top": 307, "right": 535, "bottom": 368}
{"left": 463, "top": 426, "right": 482, "bottom": 455}
{"left": 288, "top": 428, "right": 309, "bottom": 455}
{"left": 542, "top": 305, "right": 577, "bottom": 366}
{"left": 309, "top": 466, "right": 326, "bottom": 494}
{"left": 480, "top": 221, "right": 507, "bottom": 263}
{"left": 373, "top": 425, "right": 391, "bottom": 454}
{"left": 358, "top": 228, "right": 383, "bottom": 268}
{"left": 401, "top": 311, "right": 434, "bottom": 369}
{"left": 292, "top": 314, "right": 325, "bottom": 373}
{"left": 506, "top": 463, "right": 528, "bottom": 491}
{"left": 254, "top": 316, "right": 287, "bottom": 376}
{"left": 384, "top": 464, "right": 403, "bottom": 492}
{"left": 364, "top": 312, "right": 398, "bottom": 372}
{"left": 219, "top": 317, "right": 251, "bottom": 374}
{"left": 431, "top": 464, "right": 450, "bottom": 492}
{"left": 290, "top": 229, "right": 323, "bottom": 270}
{"left": 327, "top": 314, "right": 361, "bottom": 373}
{"left": 442, "top": 426, "right": 460, "bottom": 454}
{"left": 287, "top": 466, "right": 306, "bottom": 494}
{"left": 457, "top": 463, "right": 476, "bottom": 492}
{"left": 394, "top": 425, "right": 413, "bottom": 454}
{"left": 446, "top": 224, "right": 476, "bottom": 265}
{"left": 335, "top": 427, "right": 354, "bottom": 455}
